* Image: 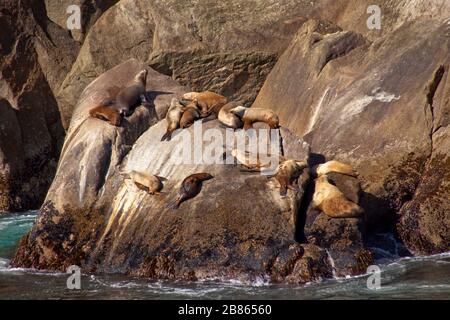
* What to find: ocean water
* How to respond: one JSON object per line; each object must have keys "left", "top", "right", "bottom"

{"left": 0, "top": 211, "right": 449, "bottom": 300}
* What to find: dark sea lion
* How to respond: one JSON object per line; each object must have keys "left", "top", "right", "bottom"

{"left": 171, "top": 173, "right": 214, "bottom": 209}
{"left": 114, "top": 69, "right": 148, "bottom": 116}
{"left": 88, "top": 69, "right": 148, "bottom": 125}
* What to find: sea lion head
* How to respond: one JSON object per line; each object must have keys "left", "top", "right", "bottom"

{"left": 195, "top": 173, "right": 214, "bottom": 181}
{"left": 295, "top": 160, "right": 308, "bottom": 169}
{"left": 229, "top": 106, "right": 247, "bottom": 117}
{"left": 135, "top": 69, "right": 148, "bottom": 85}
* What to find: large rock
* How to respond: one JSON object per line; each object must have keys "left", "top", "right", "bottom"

{"left": 398, "top": 121, "right": 450, "bottom": 254}
{"left": 13, "top": 60, "right": 333, "bottom": 283}
{"left": 56, "top": 0, "right": 450, "bottom": 129}
{"left": 57, "top": 0, "right": 155, "bottom": 128}
{"left": 252, "top": 18, "right": 450, "bottom": 253}
{"left": 0, "top": 0, "right": 75, "bottom": 211}
{"left": 44, "top": 0, "right": 119, "bottom": 42}
{"left": 149, "top": 51, "right": 277, "bottom": 107}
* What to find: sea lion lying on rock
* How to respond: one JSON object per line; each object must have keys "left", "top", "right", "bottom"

{"left": 312, "top": 175, "right": 363, "bottom": 218}
{"left": 182, "top": 91, "right": 227, "bottom": 118}
{"left": 170, "top": 173, "right": 214, "bottom": 209}
{"left": 275, "top": 159, "right": 309, "bottom": 196}
{"left": 315, "top": 160, "right": 356, "bottom": 177}
{"left": 161, "top": 98, "right": 187, "bottom": 141}
{"left": 89, "top": 69, "right": 148, "bottom": 125}
{"left": 125, "top": 170, "right": 166, "bottom": 195}
{"left": 179, "top": 100, "right": 201, "bottom": 128}
{"left": 230, "top": 149, "right": 274, "bottom": 171}
{"left": 89, "top": 104, "right": 122, "bottom": 126}
{"left": 230, "top": 106, "right": 280, "bottom": 130}
{"left": 218, "top": 102, "right": 244, "bottom": 129}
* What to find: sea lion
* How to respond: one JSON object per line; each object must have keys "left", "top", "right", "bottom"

{"left": 88, "top": 69, "right": 148, "bottom": 125}
{"left": 275, "top": 159, "right": 309, "bottom": 196}
{"left": 161, "top": 98, "right": 187, "bottom": 141}
{"left": 89, "top": 105, "right": 122, "bottom": 126}
{"left": 312, "top": 175, "right": 363, "bottom": 218}
{"left": 229, "top": 106, "right": 280, "bottom": 130}
{"left": 230, "top": 149, "right": 273, "bottom": 171}
{"left": 171, "top": 173, "right": 214, "bottom": 209}
{"left": 127, "top": 170, "right": 166, "bottom": 195}
{"left": 218, "top": 102, "right": 244, "bottom": 129}
{"left": 179, "top": 101, "right": 201, "bottom": 128}
{"left": 114, "top": 69, "right": 148, "bottom": 116}
{"left": 315, "top": 160, "right": 357, "bottom": 177}
{"left": 182, "top": 91, "right": 227, "bottom": 117}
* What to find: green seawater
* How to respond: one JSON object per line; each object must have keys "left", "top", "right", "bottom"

{"left": 0, "top": 211, "right": 37, "bottom": 258}
{"left": 0, "top": 211, "right": 449, "bottom": 299}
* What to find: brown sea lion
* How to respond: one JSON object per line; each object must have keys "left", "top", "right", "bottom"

{"left": 88, "top": 69, "right": 148, "bottom": 125}
{"left": 312, "top": 175, "right": 363, "bottom": 218}
{"left": 179, "top": 101, "right": 201, "bottom": 128}
{"left": 89, "top": 105, "right": 122, "bottom": 126}
{"left": 127, "top": 170, "right": 166, "bottom": 195}
{"left": 229, "top": 106, "right": 280, "bottom": 130}
{"left": 275, "top": 159, "right": 309, "bottom": 196}
{"left": 171, "top": 173, "right": 214, "bottom": 209}
{"left": 161, "top": 98, "right": 187, "bottom": 141}
{"left": 182, "top": 91, "right": 227, "bottom": 117}
{"left": 218, "top": 102, "right": 244, "bottom": 129}
{"left": 315, "top": 160, "right": 357, "bottom": 177}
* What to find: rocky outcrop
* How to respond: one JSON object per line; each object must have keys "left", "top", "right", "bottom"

{"left": 56, "top": 0, "right": 155, "bottom": 128}
{"left": 0, "top": 0, "right": 77, "bottom": 211}
{"left": 252, "top": 18, "right": 450, "bottom": 254}
{"left": 5, "top": 0, "right": 450, "bottom": 281}
{"left": 13, "top": 59, "right": 339, "bottom": 283}
{"left": 149, "top": 51, "right": 277, "bottom": 107}
{"left": 44, "top": 0, "right": 119, "bottom": 42}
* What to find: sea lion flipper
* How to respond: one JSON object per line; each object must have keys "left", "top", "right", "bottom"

{"left": 134, "top": 182, "right": 149, "bottom": 192}
{"left": 161, "top": 131, "right": 172, "bottom": 141}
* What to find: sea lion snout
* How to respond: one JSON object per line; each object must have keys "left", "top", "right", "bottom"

{"left": 198, "top": 173, "right": 214, "bottom": 180}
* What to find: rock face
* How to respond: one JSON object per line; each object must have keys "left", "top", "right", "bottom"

{"left": 0, "top": 0, "right": 76, "bottom": 211}
{"left": 5, "top": 0, "right": 450, "bottom": 281}
{"left": 57, "top": 0, "right": 155, "bottom": 128}
{"left": 252, "top": 17, "right": 450, "bottom": 254}
{"left": 149, "top": 51, "right": 277, "bottom": 107}
{"left": 44, "top": 0, "right": 119, "bottom": 42}
{"left": 14, "top": 59, "right": 338, "bottom": 283}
